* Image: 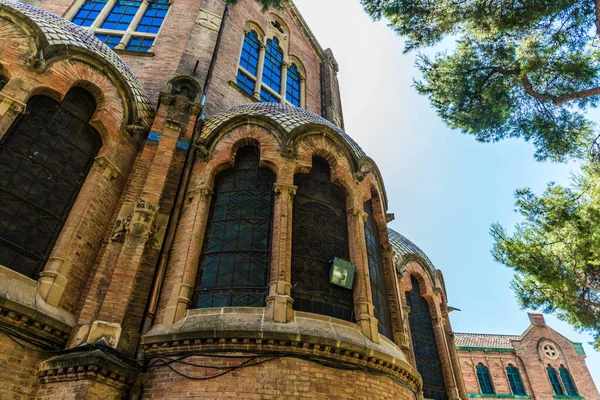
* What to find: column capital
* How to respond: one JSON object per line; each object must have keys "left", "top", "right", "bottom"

{"left": 187, "top": 186, "right": 213, "bottom": 201}
{"left": 0, "top": 92, "right": 26, "bottom": 120}
{"left": 274, "top": 183, "right": 297, "bottom": 198}
{"left": 347, "top": 207, "right": 368, "bottom": 222}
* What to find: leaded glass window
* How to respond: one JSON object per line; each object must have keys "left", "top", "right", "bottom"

{"left": 193, "top": 146, "right": 275, "bottom": 308}
{"left": 286, "top": 64, "right": 301, "bottom": 107}
{"left": 548, "top": 365, "right": 564, "bottom": 395}
{"left": 101, "top": 0, "right": 141, "bottom": 30}
{"left": 262, "top": 38, "right": 283, "bottom": 96}
{"left": 559, "top": 365, "right": 578, "bottom": 396}
{"left": 364, "top": 200, "right": 393, "bottom": 339}
{"left": 136, "top": 0, "right": 169, "bottom": 33}
{"left": 291, "top": 157, "right": 353, "bottom": 321}
{"left": 476, "top": 363, "right": 495, "bottom": 394}
{"left": 0, "top": 88, "right": 101, "bottom": 279}
{"left": 506, "top": 364, "right": 526, "bottom": 395}
{"left": 126, "top": 37, "right": 154, "bottom": 52}
{"left": 96, "top": 33, "right": 122, "bottom": 49}
{"left": 72, "top": 0, "right": 107, "bottom": 27}
{"left": 406, "top": 276, "right": 447, "bottom": 400}
{"left": 0, "top": 75, "right": 7, "bottom": 91}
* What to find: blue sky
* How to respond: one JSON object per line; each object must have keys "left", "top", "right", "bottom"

{"left": 293, "top": 0, "right": 600, "bottom": 386}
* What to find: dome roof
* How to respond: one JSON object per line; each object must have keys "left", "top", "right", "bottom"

{"left": 201, "top": 102, "right": 366, "bottom": 158}
{"left": 0, "top": 0, "right": 154, "bottom": 124}
{"left": 388, "top": 228, "right": 437, "bottom": 271}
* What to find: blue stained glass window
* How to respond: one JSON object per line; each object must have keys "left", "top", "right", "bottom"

{"left": 239, "top": 31, "right": 260, "bottom": 77}
{"left": 136, "top": 0, "right": 169, "bottom": 33}
{"left": 559, "top": 366, "right": 578, "bottom": 396}
{"left": 72, "top": 0, "right": 107, "bottom": 27}
{"left": 260, "top": 88, "right": 280, "bottom": 103}
{"left": 101, "top": 0, "right": 141, "bottom": 31}
{"left": 95, "top": 34, "right": 122, "bottom": 49}
{"left": 262, "top": 38, "right": 283, "bottom": 94}
{"left": 506, "top": 365, "right": 526, "bottom": 395}
{"left": 477, "top": 364, "right": 495, "bottom": 395}
{"left": 126, "top": 37, "right": 154, "bottom": 52}
{"left": 286, "top": 63, "right": 301, "bottom": 106}
{"left": 237, "top": 71, "right": 255, "bottom": 95}
{"left": 547, "top": 365, "right": 564, "bottom": 395}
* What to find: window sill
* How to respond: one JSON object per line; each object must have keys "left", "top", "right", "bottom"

{"left": 553, "top": 396, "right": 584, "bottom": 399}
{"left": 229, "top": 81, "right": 259, "bottom": 102}
{"left": 114, "top": 49, "right": 155, "bottom": 57}
{"left": 468, "top": 395, "right": 531, "bottom": 399}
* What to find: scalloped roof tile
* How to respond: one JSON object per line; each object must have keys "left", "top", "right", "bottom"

{"left": 202, "top": 103, "right": 366, "bottom": 158}
{"left": 454, "top": 333, "right": 520, "bottom": 349}
{"left": 0, "top": 0, "right": 154, "bottom": 122}
{"left": 388, "top": 228, "right": 437, "bottom": 271}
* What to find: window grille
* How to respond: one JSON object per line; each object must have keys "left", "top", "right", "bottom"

{"left": 547, "top": 365, "right": 565, "bottom": 395}
{"left": 193, "top": 146, "right": 275, "bottom": 309}
{"left": 71, "top": 0, "right": 170, "bottom": 53}
{"left": 406, "top": 276, "right": 448, "bottom": 400}
{"left": 286, "top": 64, "right": 301, "bottom": 107}
{"left": 0, "top": 88, "right": 101, "bottom": 279}
{"left": 291, "top": 157, "right": 354, "bottom": 321}
{"left": 476, "top": 363, "right": 495, "bottom": 394}
{"left": 559, "top": 365, "right": 578, "bottom": 396}
{"left": 506, "top": 364, "right": 526, "bottom": 395}
{"left": 364, "top": 200, "right": 393, "bottom": 339}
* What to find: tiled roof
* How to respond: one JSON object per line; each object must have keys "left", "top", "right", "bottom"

{"left": 201, "top": 103, "right": 366, "bottom": 158}
{"left": 454, "top": 333, "right": 520, "bottom": 349}
{"left": 388, "top": 228, "right": 437, "bottom": 271}
{"left": 0, "top": 0, "right": 154, "bottom": 123}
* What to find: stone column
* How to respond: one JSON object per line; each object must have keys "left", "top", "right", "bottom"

{"left": 347, "top": 207, "right": 379, "bottom": 343}
{"left": 88, "top": 0, "right": 116, "bottom": 34}
{"left": 116, "top": 0, "right": 150, "bottom": 50}
{"left": 280, "top": 62, "right": 289, "bottom": 100}
{"left": 445, "top": 320, "right": 468, "bottom": 399}
{"left": 433, "top": 315, "right": 461, "bottom": 400}
{"left": 253, "top": 43, "right": 267, "bottom": 99}
{"left": 265, "top": 183, "right": 297, "bottom": 323}
{"left": 382, "top": 244, "right": 409, "bottom": 348}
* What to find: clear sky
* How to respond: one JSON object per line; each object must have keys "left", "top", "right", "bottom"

{"left": 293, "top": 0, "right": 599, "bottom": 386}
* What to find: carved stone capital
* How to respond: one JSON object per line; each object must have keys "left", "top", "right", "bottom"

{"left": 347, "top": 207, "right": 368, "bottom": 222}
{"left": 0, "top": 92, "right": 26, "bottom": 120}
{"left": 281, "top": 139, "right": 296, "bottom": 159}
{"left": 273, "top": 183, "right": 297, "bottom": 199}
{"left": 382, "top": 244, "right": 394, "bottom": 259}
{"left": 188, "top": 102, "right": 203, "bottom": 116}
{"left": 94, "top": 155, "right": 121, "bottom": 180}
{"left": 187, "top": 186, "right": 213, "bottom": 201}
{"left": 125, "top": 124, "right": 146, "bottom": 136}
{"left": 354, "top": 164, "right": 374, "bottom": 183}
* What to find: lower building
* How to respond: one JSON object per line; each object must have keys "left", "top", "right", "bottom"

{"left": 455, "top": 313, "right": 599, "bottom": 399}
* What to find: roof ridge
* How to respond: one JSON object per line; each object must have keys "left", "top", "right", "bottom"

{"left": 455, "top": 332, "right": 520, "bottom": 337}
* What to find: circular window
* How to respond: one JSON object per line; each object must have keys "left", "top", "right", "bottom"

{"left": 542, "top": 343, "right": 559, "bottom": 359}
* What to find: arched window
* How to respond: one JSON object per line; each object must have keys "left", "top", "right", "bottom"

{"left": 364, "top": 200, "right": 393, "bottom": 339}
{"left": 0, "top": 88, "right": 101, "bottom": 278}
{"left": 559, "top": 365, "right": 578, "bottom": 396}
{"left": 236, "top": 30, "right": 261, "bottom": 96}
{"left": 506, "top": 364, "right": 526, "bottom": 395}
{"left": 193, "top": 146, "right": 275, "bottom": 308}
{"left": 291, "top": 156, "right": 353, "bottom": 321}
{"left": 547, "top": 365, "right": 565, "bottom": 395}
{"left": 406, "top": 276, "right": 448, "bottom": 399}
{"left": 0, "top": 74, "right": 7, "bottom": 91}
{"left": 476, "top": 363, "right": 495, "bottom": 394}
{"left": 260, "top": 38, "right": 283, "bottom": 102}
{"left": 286, "top": 63, "right": 301, "bottom": 107}
{"left": 72, "top": 0, "right": 108, "bottom": 27}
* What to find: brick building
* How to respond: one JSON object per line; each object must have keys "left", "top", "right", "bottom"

{"left": 455, "top": 313, "right": 599, "bottom": 399}
{"left": 0, "top": 0, "right": 595, "bottom": 399}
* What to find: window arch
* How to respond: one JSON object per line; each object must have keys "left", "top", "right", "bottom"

{"left": 547, "top": 365, "right": 565, "bottom": 395}
{"left": 291, "top": 156, "right": 353, "bottom": 321}
{"left": 192, "top": 146, "right": 275, "bottom": 308}
{"left": 506, "top": 364, "right": 526, "bottom": 395}
{"left": 286, "top": 63, "right": 301, "bottom": 107}
{"left": 559, "top": 365, "right": 578, "bottom": 396}
{"left": 364, "top": 200, "right": 393, "bottom": 339}
{"left": 0, "top": 88, "right": 101, "bottom": 278}
{"left": 476, "top": 363, "right": 495, "bottom": 395}
{"left": 406, "top": 276, "right": 447, "bottom": 399}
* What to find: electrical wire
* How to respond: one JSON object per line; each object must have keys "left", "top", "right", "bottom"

{"left": 0, "top": 326, "right": 63, "bottom": 353}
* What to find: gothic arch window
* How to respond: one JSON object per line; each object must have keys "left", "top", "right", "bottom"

{"left": 236, "top": 30, "right": 261, "bottom": 95}
{"left": 0, "top": 87, "right": 101, "bottom": 278}
{"left": 260, "top": 38, "right": 284, "bottom": 102}
{"left": 406, "top": 276, "right": 448, "bottom": 399}
{"left": 559, "top": 365, "right": 578, "bottom": 396}
{"left": 71, "top": 0, "right": 170, "bottom": 52}
{"left": 192, "top": 145, "right": 275, "bottom": 308}
{"left": 547, "top": 365, "right": 565, "bottom": 395}
{"left": 506, "top": 364, "right": 526, "bottom": 395}
{"left": 291, "top": 156, "right": 353, "bottom": 321}
{"left": 286, "top": 63, "right": 301, "bottom": 107}
{"left": 476, "top": 363, "right": 495, "bottom": 395}
{"left": 364, "top": 200, "right": 393, "bottom": 339}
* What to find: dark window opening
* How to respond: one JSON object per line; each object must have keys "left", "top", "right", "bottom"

{"left": 0, "top": 88, "right": 101, "bottom": 278}
{"left": 506, "top": 364, "right": 526, "bottom": 395}
{"left": 477, "top": 363, "right": 495, "bottom": 394}
{"left": 193, "top": 146, "right": 275, "bottom": 308}
{"left": 406, "top": 276, "right": 448, "bottom": 400}
{"left": 559, "top": 365, "right": 578, "bottom": 396}
{"left": 291, "top": 156, "right": 354, "bottom": 321}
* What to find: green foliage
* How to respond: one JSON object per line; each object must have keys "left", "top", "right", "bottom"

{"left": 362, "top": 0, "right": 600, "bottom": 161}
{"left": 491, "top": 164, "right": 600, "bottom": 349}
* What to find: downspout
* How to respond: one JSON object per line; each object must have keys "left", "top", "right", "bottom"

{"left": 140, "top": 4, "right": 230, "bottom": 336}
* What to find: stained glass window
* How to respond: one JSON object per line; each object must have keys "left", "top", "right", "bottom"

{"left": 0, "top": 88, "right": 101, "bottom": 279}
{"left": 136, "top": 0, "right": 169, "bottom": 33}
{"left": 476, "top": 363, "right": 495, "bottom": 394}
{"left": 291, "top": 157, "right": 353, "bottom": 321}
{"left": 95, "top": 33, "right": 122, "bottom": 49}
{"left": 260, "top": 88, "right": 280, "bottom": 103}
{"left": 559, "top": 365, "right": 578, "bottom": 396}
{"left": 364, "top": 200, "right": 393, "bottom": 339}
{"left": 236, "top": 30, "right": 260, "bottom": 96}
{"left": 193, "top": 146, "right": 275, "bottom": 309}
{"left": 286, "top": 64, "right": 301, "bottom": 107}
{"left": 547, "top": 365, "right": 564, "bottom": 395}
{"left": 72, "top": 0, "right": 107, "bottom": 27}
{"left": 101, "top": 0, "right": 141, "bottom": 31}
{"left": 506, "top": 364, "right": 526, "bottom": 395}
{"left": 126, "top": 37, "right": 154, "bottom": 52}
{"left": 0, "top": 75, "right": 7, "bottom": 91}
{"left": 406, "top": 276, "right": 448, "bottom": 400}
{"left": 262, "top": 38, "right": 283, "bottom": 95}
